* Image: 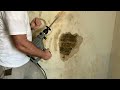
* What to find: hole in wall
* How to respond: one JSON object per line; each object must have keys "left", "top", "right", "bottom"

{"left": 59, "top": 32, "right": 83, "bottom": 61}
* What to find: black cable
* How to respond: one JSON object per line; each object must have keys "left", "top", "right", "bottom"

{"left": 29, "top": 56, "right": 47, "bottom": 79}
{"left": 37, "top": 63, "right": 47, "bottom": 79}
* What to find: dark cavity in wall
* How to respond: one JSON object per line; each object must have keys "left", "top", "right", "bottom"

{"left": 59, "top": 32, "right": 83, "bottom": 61}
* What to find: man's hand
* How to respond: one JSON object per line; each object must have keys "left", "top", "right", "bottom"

{"left": 30, "top": 17, "right": 42, "bottom": 30}
{"left": 42, "top": 49, "right": 52, "bottom": 60}
{"left": 11, "top": 35, "right": 52, "bottom": 61}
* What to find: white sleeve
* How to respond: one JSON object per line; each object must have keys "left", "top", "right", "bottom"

{"left": 4, "top": 11, "right": 28, "bottom": 35}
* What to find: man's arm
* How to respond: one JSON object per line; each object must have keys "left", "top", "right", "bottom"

{"left": 11, "top": 34, "right": 51, "bottom": 60}
{"left": 4, "top": 11, "right": 51, "bottom": 60}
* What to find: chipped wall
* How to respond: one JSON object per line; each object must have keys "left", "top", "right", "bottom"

{"left": 28, "top": 11, "right": 116, "bottom": 79}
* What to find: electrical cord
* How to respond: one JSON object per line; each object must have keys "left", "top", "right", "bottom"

{"left": 29, "top": 56, "right": 47, "bottom": 79}
{"left": 30, "top": 18, "right": 48, "bottom": 79}
{"left": 37, "top": 63, "right": 47, "bottom": 79}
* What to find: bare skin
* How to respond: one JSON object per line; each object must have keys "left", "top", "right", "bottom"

{"left": 30, "top": 17, "right": 42, "bottom": 30}
{"left": 11, "top": 17, "right": 52, "bottom": 60}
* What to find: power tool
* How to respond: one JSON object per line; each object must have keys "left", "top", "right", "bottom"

{"left": 28, "top": 11, "right": 64, "bottom": 79}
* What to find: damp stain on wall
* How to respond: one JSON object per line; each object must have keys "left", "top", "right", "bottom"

{"left": 59, "top": 32, "right": 83, "bottom": 61}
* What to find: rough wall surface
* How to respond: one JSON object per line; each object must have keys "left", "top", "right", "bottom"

{"left": 28, "top": 11, "right": 116, "bottom": 79}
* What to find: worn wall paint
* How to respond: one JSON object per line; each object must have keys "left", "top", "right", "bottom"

{"left": 109, "top": 12, "right": 120, "bottom": 79}
{"left": 28, "top": 11, "right": 116, "bottom": 79}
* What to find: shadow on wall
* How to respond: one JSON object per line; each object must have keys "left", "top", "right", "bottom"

{"left": 109, "top": 12, "right": 120, "bottom": 79}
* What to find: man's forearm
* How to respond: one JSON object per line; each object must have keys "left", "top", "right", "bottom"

{"left": 17, "top": 40, "right": 45, "bottom": 58}
{"left": 11, "top": 35, "right": 45, "bottom": 58}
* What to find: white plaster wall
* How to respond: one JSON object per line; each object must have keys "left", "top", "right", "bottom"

{"left": 28, "top": 11, "right": 116, "bottom": 79}
{"left": 109, "top": 12, "right": 120, "bottom": 79}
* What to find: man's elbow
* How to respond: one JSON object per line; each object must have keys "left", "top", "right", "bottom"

{"left": 10, "top": 35, "right": 28, "bottom": 52}
{"left": 14, "top": 43, "right": 25, "bottom": 51}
